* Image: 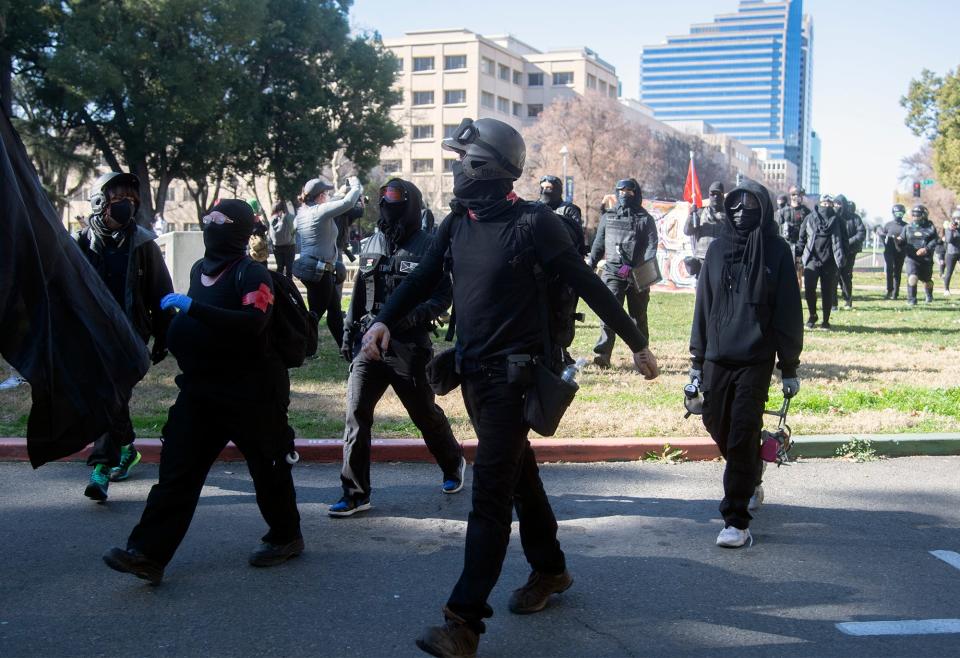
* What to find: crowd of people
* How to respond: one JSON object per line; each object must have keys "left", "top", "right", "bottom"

{"left": 9, "top": 111, "right": 952, "bottom": 657}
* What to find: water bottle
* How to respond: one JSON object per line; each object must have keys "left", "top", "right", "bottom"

{"left": 561, "top": 358, "right": 589, "bottom": 383}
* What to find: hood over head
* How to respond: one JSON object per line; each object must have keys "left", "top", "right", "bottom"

{"left": 201, "top": 198, "right": 256, "bottom": 276}
{"left": 720, "top": 178, "right": 777, "bottom": 306}
{"left": 378, "top": 178, "right": 424, "bottom": 245}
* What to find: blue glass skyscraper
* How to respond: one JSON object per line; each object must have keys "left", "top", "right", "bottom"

{"left": 640, "top": 0, "right": 812, "bottom": 186}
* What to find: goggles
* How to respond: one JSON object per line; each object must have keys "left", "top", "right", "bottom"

{"left": 728, "top": 191, "right": 761, "bottom": 210}
{"left": 615, "top": 179, "right": 639, "bottom": 193}
{"left": 379, "top": 184, "right": 408, "bottom": 204}
{"left": 442, "top": 118, "right": 522, "bottom": 178}
{"left": 202, "top": 210, "right": 234, "bottom": 225}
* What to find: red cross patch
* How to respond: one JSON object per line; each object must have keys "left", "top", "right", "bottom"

{"left": 242, "top": 283, "right": 274, "bottom": 312}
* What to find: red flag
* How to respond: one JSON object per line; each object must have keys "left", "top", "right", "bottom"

{"left": 683, "top": 152, "right": 702, "bottom": 208}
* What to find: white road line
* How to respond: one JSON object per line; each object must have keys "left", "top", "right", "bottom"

{"left": 930, "top": 550, "right": 960, "bottom": 572}
{"left": 836, "top": 620, "right": 960, "bottom": 636}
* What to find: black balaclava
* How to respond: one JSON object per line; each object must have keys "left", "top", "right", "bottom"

{"left": 721, "top": 179, "right": 777, "bottom": 307}
{"left": 201, "top": 198, "right": 255, "bottom": 275}
{"left": 777, "top": 194, "right": 788, "bottom": 209}
{"left": 539, "top": 176, "right": 563, "bottom": 209}
{"left": 616, "top": 178, "right": 641, "bottom": 211}
{"left": 378, "top": 179, "right": 423, "bottom": 246}
{"left": 834, "top": 194, "right": 848, "bottom": 221}
{"left": 451, "top": 160, "right": 514, "bottom": 220}
{"left": 708, "top": 181, "right": 724, "bottom": 211}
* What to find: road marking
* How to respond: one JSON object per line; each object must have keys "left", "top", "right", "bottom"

{"left": 836, "top": 620, "right": 960, "bottom": 636}
{"left": 930, "top": 550, "right": 960, "bottom": 572}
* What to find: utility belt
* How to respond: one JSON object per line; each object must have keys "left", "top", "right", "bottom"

{"left": 292, "top": 254, "right": 335, "bottom": 282}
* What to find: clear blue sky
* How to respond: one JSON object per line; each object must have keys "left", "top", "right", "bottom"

{"left": 351, "top": 0, "right": 959, "bottom": 220}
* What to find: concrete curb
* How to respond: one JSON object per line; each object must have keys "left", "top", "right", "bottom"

{"left": 3, "top": 433, "right": 959, "bottom": 464}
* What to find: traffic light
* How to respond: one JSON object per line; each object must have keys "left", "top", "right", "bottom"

{"left": 913, "top": 181, "right": 922, "bottom": 198}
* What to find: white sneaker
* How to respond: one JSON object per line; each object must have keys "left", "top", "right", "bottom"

{"left": 945, "top": 289, "right": 952, "bottom": 297}
{"left": 748, "top": 485, "right": 764, "bottom": 512}
{"left": 716, "top": 526, "right": 752, "bottom": 548}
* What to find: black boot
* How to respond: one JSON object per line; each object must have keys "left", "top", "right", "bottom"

{"left": 907, "top": 285, "right": 917, "bottom": 305}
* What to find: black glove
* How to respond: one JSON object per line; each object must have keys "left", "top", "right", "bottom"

{"left": 150, "top": 342, "right": 168, "bottom": 365}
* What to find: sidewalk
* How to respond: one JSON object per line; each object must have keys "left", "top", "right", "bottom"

{"left": 2, "top": 432, "right": 958, "bottom": 464}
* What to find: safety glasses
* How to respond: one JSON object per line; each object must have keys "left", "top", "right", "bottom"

{"left": 615, "top": 179, "right": 639, "bottom": 192}
{"left": 202, "top": 210, "right": 234, "bottom": 225}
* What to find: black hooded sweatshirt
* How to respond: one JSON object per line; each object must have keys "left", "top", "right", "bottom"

{"left": 690, "top": 179, "right": 803, "bottom": 378}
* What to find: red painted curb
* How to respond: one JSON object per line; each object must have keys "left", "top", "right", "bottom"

{"left": 0, "top": 437, "right": 720, "bottom": 464}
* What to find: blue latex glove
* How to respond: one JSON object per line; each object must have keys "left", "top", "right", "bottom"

{"left": 782, "top": 377, "right": 800, "bottom": 398}
{"left": 160, "top": 293, "right": 192, "bottom": 313}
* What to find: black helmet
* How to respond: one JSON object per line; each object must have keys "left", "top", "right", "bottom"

{"left": 89, "top": 171, "right": 140, "bottom": 214}
{"left": 615, "top": 178, "right": 642, "bottom": 207}
{"left": 911, "top": 204, "right": 929, "bottom": 221}
{"left": 892, "top": 203, "right": 906, "bottom": 218}
{"left": 441, "top": 118, "right": 525, "bottom": 180}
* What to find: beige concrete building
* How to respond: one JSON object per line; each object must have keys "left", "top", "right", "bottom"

{"left": 666, "top": 120, "right": 766, "bottom": 183}
{"left": 380, "top": 29, "right": 620, "bottom": 210}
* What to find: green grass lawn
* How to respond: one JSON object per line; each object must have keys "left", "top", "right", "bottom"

{"left": 2, "top": 269, "right": 959, "bottom": 439}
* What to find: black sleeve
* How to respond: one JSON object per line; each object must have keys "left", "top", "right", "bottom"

{"left": 143, "top": 241, "right": 174, "bottom": 348}
{"left": 853, "top": 218, "right": 866, "bottom": 247}
{"left": 772, "top": 246, "right": 803, "bottom": 378}
{"left": 375, "top": 218, "right": 450, "bottom": 329}
{"left": 589, "top": 215, "right": 606, "bottom": 265}
{"left": 689, "top": 249, "right": 712, "bottom": 370}
{"left": 393, "top": 271, "right": 453, "bottom": 333}
{"left": 641, "top": 213, "right": 659, "bottom": 262}
{"left": 545, "top": 249, "right": 648, "bottom": 351}
{"left": 796, "top": 217, "right": 809, "bottom": 257}
{"left": 187, "top": 263, "right": 273, "bottom": 335}
{"left": 924, "top": 228, "right": 940, "bottom": 252}
{"left": 344, "top": 272, "right": 365, "bottom": 342}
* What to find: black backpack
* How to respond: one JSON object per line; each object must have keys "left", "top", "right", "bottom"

{"left": 236, "top": 258, "right": 318, "bottom": 367}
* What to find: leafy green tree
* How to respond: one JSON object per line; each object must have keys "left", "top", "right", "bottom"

{"left": 902, "top": 68, "right": 960, "bottom": 195}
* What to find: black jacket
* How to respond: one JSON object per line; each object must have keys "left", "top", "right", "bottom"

{"left": 775, "top": 204, "right": 810, "bottom": 244}
{"left": 900, "top": 220, "right": 939, "bottom": 263}
{"left": 690, "top": 179, "right": 803, "bottom": 378}
{"left": 797, "top": 208, "right": 848, "bottom": 269}
{"left": 843, "top": 213, "right": 867, "bottom": 256}
{"left": 76, "top": 224, "right": 174, "bottom": 348}
{"left": 882, "top": 218, "right": 907, "bottom": 254}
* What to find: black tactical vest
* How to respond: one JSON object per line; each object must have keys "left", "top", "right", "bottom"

{"left": 904, "top": 221, "right": 937, "bottom": 262}
{"left": 359, "top": 230, "right": 433, "bottom": 320}
{"left": 603, "top": 206, "right": 648, "bottom": 266}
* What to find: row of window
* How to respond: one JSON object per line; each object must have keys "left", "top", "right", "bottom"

{"left": 400, "top": 54, "right": 575, "bottom": 88}
{"left": 409, "top": 106, "right": 546, "bottom": 142}
{"left": 411, "top": 89, "right": 467, "bottom": 106}
{"left": 382, "top": 158, "right": 457, "bottom": 174}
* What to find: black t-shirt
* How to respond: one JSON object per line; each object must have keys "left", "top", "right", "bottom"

{"left": 101, "top": 238, "right": 130, "bottom": 308}
{"left": 167, "top": 258, "right": 281, "bottom": 402}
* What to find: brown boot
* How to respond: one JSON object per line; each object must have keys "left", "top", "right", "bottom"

{"left": 508, "top": 569, "right": 574, "bottom": 614}
{"left": 415, "top": 607, "right": 479, "bottom": 658}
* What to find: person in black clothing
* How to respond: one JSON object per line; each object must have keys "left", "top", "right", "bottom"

{"left": 539, "top": 174, "right": 584, "bottom": 236}
{"left": 901, "top": 204, "right": 939, "bottom": 305}
{"left": 944, "top": 210, "right": 960, "bottom": 295}
{"left": 359, "top": 118, "right": 659, "bottom": 657}
{"left": 588, "top": 177, "right": 658, "bottom": 368}
{"left": 776, "top": 185, "right": 810, "bottom": 284}
{"left": 776, "top": 194, "right": 788, "bottom": 210}
{"left": 330, "top": 179, "right": 464, "bottom": 517}
{"left": 689, "top": 179, "right": 802, "bottom": 548}
{"left": 683, "top": 181, "right": 726, "bottom": 278}
{"left": 797, "top": 194, "right": 848, "bottom": 329}
{"left": 835, "top": 195, "right": 866, "bottom": 309}
{"left": 75, "top": 171, "right": 174, "bottom": 501}
{"left": 881, "top": 204, "right": 908, "bottom": 299}
{"left": 102, "top": 199, "right": 303, "bottom": 584}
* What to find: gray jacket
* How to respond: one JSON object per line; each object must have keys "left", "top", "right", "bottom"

{"left": 269, "top": 212, "right": 296, "bottom": 247}
{"left": 294, "top": 177, "right": 362, "bottom": 272}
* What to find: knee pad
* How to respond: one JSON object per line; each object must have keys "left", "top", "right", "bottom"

{"left": 907, "top": 274, "right": 919, "bottom": 286}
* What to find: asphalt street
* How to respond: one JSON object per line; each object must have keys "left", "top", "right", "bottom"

{"left": 1, "top": 457, "right": 958, "bottom": 657}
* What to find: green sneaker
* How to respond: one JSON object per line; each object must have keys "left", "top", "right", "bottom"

{"left": 109, "top": 445, "right": 142, "bottom": 482}
{"left": 84, "top": 465, "right": 110, "bottom": 502}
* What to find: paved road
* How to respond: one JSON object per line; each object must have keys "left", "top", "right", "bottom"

{"left": 1, "top": 457, "right": 959, "bottom": 657}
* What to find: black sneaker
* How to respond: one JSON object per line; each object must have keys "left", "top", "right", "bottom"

{"left": 508, "top": 569, "right": 574, "bottom": 614}
{"left": 415, "top": 607, "right": 479, "bottom": 658}
{"left": 820, "top": 321, "right": 832, "bottom": 330}
{"left": 103, "top": 547, "right": 164, "bottom": 585}
{"left": 804, "top": 316, "right": 817, "bottom": 329}
{"left": 249, "top": 537, "right": 305, "bottom": 567}
{"left": 328, "top": 495, "right": 371, "bottom": 518}
{"left": 592, "top": 354, "right": 610, "bottom": 369}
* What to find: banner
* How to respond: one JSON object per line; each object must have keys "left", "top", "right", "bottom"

{"left": 643, "top": 199, "right": 698, "bottom": 291}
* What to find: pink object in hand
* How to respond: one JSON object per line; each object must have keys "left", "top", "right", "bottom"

{"left": 617, "top": 264, "right": 632, "bottom": 278}
{"left": 760, "top": 432, "right": 780, "bottom": 463}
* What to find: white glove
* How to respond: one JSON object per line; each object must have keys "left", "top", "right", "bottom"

{"left": 782, "top": 377, "right": 800, "bottom": 398}
{"left": 689, "top": 368, "right": 702, "bottom": 388}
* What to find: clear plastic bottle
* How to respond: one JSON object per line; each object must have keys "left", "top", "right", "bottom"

{"left": 561, "top": 357, "right": 589, "bottom": 383}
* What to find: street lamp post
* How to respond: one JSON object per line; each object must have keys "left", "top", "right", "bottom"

{"left": 559, "top": 145, "right": 569, "bottom": 202}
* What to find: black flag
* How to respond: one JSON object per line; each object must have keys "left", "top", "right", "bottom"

{"left": 0, "top": 112, "right": 149, "bottom": 467}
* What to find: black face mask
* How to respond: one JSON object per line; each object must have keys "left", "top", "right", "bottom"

{"left": 617, "top": 192, "right": 638, "bottom": 210}
{"left": 823, "top": 207, "right": 835, "bottom": 218}
{"left": 377, "top": 202, "right": 408, "bottom": 245}
{"left": 452, "top": 160, "right": 510, "bottom": 201}
{"left": 731, "top": 207, "right": 761, "bottom": 233}
{"left": 539, "top": 190, "right": 561, "bottom": 209}
{"left": 200, "top": 200, "right": 255, "bottom": 275}
{"left": 108, "top": 199, "right": 135, "bottom": 226}
{"left": 709, "top": 194, "right": 723, "bottom": 210}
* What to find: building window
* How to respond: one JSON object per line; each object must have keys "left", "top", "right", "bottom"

{"left": 497, "top": 96, "right": 509, "bottom": 113}
{"left": 443, "top": 159, "right": 457, "bottom": 173}
{"left": 512, "top": 101, "right": 522, "bottom": 117}
{"left": 498, "top": 64, "right": 510, "bottom": 81}
{"left": 599, "top": 80, "right": 607, "bottom": 94}
{"left": 552, "top": 71, "right": 574, "bottom": 86}
{"left": 528, "top": 72, "right": 543, "bottom": 87}
{"left": 443, "top": 89, "right": 466, "bottom": 105}
{"left": 608, "top": 85, "right": 616, "bottom": 98}
{"left": 166, "top": 187, "right": 176, "bottom": 201}
{"left": 481, "top": 57, "right": 495, "bottom": 75}
{"left": 413, "top": 57, "right": 435, "bottom": 72}
{"left": 412, "top": 159, "right": 434, "bottom": 173}
{"left": 512, "top": 70, "right": 522, "bottom": 86}
{"left": 443, "top": 124, "right": 459, "bottom": 139}
{"left": 481, "top": 91, "right": 495, "bottom": 109}
{"left": 411, "top": 124, "right": 434, "bottom": 140}
{"left": 382, "top": 160, "right": 402, "bottom": 173}
{"left": 444, "top": 54, "right": 466, "bottom": 70}
{"left": 587, "top": 74, "right": 597, "bottom": 89}
{"left": 412, "top": 90, "right": 434, "bottom": 106}
{"left": 394, "top": 57, "right": 404, "bottom": 73}
{"left": 527, "top": 103, "right": 543, "bottom": 118}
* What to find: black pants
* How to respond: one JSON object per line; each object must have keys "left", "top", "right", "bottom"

{"left": 884, "top": 249, "right": 905, "bottom": 297}
{"left": 302, "top": 272, "right": 344, "bottom": 348}
{"left": 803, "top": 262, "right": 838, "bottom": 324}
{"left": 702, "top": 360, "right": 772, "bottom": 530}
{"left": 594, "top": 270, "right": 649, "bottom": 357}
{"left": 944, "top": 253, "right": 958, "bottom": 291}
{"left": 127, "top": 392, "right": 301, "bottom": 566}
{"left": 273, "top": 245, "right": 295, "bottom": 278}
{"left": 341, "top": 345, "right": 462, "bottom": 498}
{"left": 87, "top": 398, "right": 135, "bottom": 467}
{"left": 446, "top": 368, "right": 566, "bottom": 634}
{"left": 838, "top": 257, "right": 857, "bottom": 306}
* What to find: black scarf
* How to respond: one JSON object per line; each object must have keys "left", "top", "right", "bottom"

{"left": 452, "top": 161, "right": 515, "bottom": 221}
